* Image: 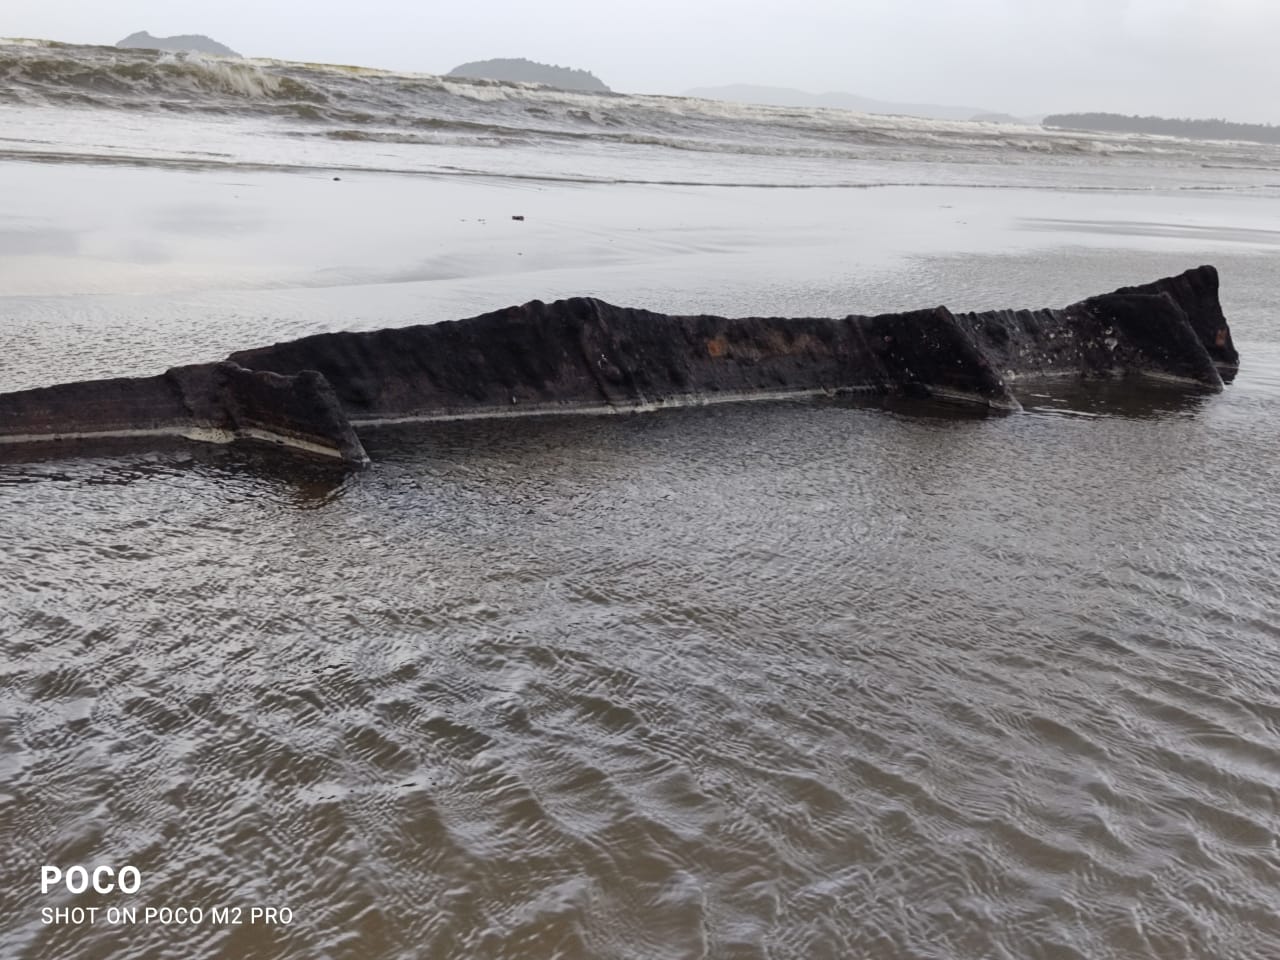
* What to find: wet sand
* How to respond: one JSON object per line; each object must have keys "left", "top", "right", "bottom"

{"left": 2, "top": 159, "right": 1278, "bottom": 393}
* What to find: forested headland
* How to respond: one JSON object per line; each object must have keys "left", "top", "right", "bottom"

{"left": 447, "top": 58, "right": 610, "bottom": 92}
{"left": 1043, "top": 112, "right": 1280, "bottom": 145}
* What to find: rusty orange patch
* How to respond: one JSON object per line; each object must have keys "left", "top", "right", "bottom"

{"left": 706, "top": 335, "right": 730, "bottom": 358}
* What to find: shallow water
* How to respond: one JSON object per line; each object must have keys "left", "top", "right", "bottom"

{"left": 4, "top": 236, "right": 1280, "bottom": 959}
{"left": 3, "top": 44, "right": 1280, "bottom": 957}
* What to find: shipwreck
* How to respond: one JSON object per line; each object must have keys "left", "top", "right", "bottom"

{"left": 0, "top": 266, "right": 1239, "bottom": 466}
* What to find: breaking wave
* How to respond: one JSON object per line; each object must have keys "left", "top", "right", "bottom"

{"left": 3, "top": 37, "right": 1280, "bottom": 189}
{"left": 0, "top": 45, "right": 322, "bottom": 103}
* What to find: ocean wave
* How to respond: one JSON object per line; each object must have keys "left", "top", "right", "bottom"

{"left": 0, "top": 46, "right": 325, "bottom": 106}
{"left": 2, "top": 37, "right": 1278, "bottom": 179}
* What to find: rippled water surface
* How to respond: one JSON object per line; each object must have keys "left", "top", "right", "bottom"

{"left": 2, "top": 51, "right": 1280, "bottom": 955}
{"left": 5, "top": 244, "right": 1280, "bottom": 959}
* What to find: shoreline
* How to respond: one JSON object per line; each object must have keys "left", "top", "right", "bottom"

{"left": 0, "top": 157, "right": 1276, "bottom": 399}
{"left": 3, "top": 158, "right": 1277, "bottom": 297}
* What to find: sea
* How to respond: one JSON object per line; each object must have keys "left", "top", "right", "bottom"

{"left": 2, "top": 40, "right": 1279, "bottom": 960}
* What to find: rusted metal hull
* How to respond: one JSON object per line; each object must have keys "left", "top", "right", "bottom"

{"left": 0, "top": 266, "right": 1238, "bottom": 466}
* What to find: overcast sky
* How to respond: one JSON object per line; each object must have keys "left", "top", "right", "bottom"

{"left": 7, "top": 0, "right": 1280, "bottom": 122}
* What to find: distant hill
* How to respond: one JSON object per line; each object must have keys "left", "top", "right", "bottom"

{"left": 116, "top": 31, "right": 240, "bottom": 57}
{"left": 447, "top": 58, "right": 609, "bottom": 92}
{"left": 684, "top": 83, "right": 1016, "bottom": 123}
{"left": 970, "top": 112, "right": 1028, "bottom": 125}
{"left": 1044, "top": 112, "right": 1280, "bottom": 145}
